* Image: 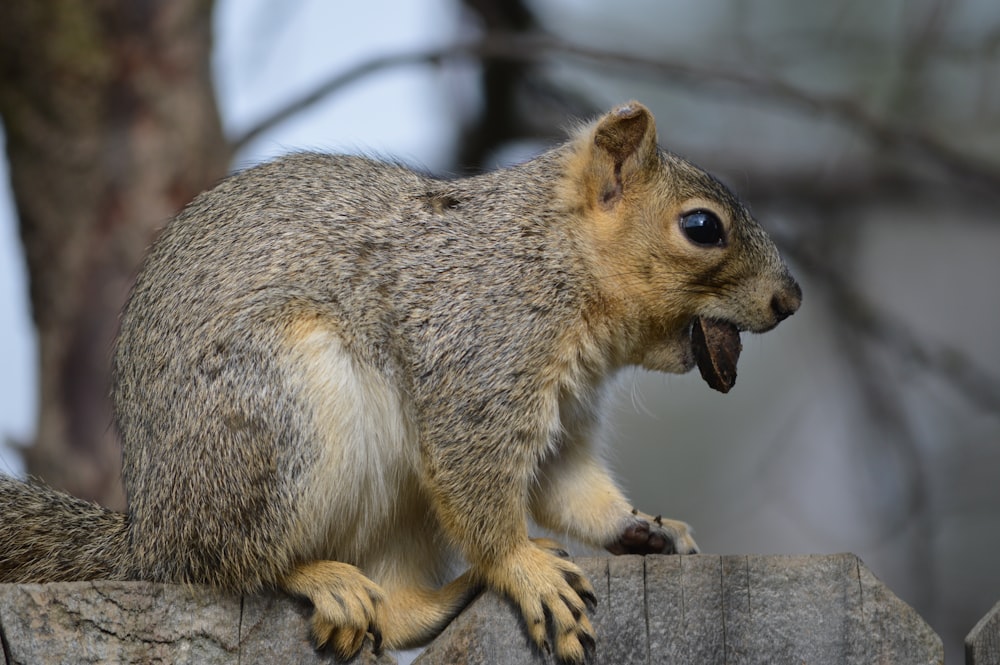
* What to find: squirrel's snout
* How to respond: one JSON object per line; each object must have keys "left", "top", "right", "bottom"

{"left": 770, "top": 279, "right": 802, "bottom": 323}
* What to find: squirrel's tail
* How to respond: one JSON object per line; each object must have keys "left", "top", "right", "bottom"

{"left": 0, "top": 474, "right": 131, "bottom": 583}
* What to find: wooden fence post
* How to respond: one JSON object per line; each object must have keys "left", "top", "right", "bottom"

{"left": 0, "top": 582, "right": 392, "bottom": 664}
{"left": 415, "top": 553, "right": 943, "bottom": 664}
{"left": 967, "top": 600, "right": 1000, "bottom": 665}
{"left": 0, "top": 554, "right": 944, "bottom": 664}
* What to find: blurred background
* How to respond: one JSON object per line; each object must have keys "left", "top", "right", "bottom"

{"left": 1, "top": 1, "right": 998, "bottom": 661}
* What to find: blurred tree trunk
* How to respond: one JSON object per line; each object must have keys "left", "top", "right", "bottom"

{"left": 457, "top": 0, "right": 596, "bottom": 171}
{"left": 0, "top": 1, "right": 228, "bottom": 509}
{"left": 458, "top": 0, "right": 538, "bottom": 169}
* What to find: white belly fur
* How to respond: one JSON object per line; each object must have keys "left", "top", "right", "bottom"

{"left": 282, "top": 319, "right": 448, "bottom": 588}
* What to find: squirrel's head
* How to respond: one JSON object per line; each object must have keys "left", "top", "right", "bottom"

{"left": 564, "top": 101, "right": 801, "bottom": 391}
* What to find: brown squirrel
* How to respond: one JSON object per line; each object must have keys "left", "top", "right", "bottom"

{"left": 0, "top": 102, "right": 800, "bottom": 663}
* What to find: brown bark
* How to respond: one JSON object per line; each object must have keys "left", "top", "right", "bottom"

{"left": 0, "top": 1, "right": 229, "bottom": 508}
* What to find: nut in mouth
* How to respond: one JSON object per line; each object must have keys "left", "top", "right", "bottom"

{"left": 690, "top": 317, "right": 743, "bottom": 393}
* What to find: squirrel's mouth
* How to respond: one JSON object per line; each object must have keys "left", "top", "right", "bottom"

{"left": 689, "top": 317, "right": 743, "bottom": 393}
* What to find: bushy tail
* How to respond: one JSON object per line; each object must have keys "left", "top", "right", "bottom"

{"left": 0, "top": 474, "right": 130, "bottom": 583}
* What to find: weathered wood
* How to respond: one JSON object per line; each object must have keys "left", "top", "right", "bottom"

{"left": 0, "top": 555, "right": 943, "bottom": 664}
{"left": 0, "top": 581, "right": 394, "bottom": 664}
{"left": 967, "top": 600, "right": 1000, "bottom": 665}
{"left": 415, "top": 554, "right": 943, "bottom": 664}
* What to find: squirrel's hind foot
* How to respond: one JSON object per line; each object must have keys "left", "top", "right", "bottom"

{"left": 280, "top": 560, "right": 386, "bottom": 659}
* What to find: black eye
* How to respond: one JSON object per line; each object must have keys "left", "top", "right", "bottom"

{"left": 680, "top": 210, "right": 725, "bottom": 247}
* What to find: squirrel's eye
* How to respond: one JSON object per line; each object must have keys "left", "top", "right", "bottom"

{"left": 680, "top": 210, "right": 725, "bottom": 247}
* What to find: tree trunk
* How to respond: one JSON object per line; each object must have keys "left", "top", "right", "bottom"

{"left": 457, "top": 0, "right": 537, "bottom": 170}
{"left": 0, "top": 1, "right": 229, "bottom": 508}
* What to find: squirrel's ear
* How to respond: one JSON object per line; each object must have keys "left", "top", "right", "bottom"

{"left": 588, "top": 102, "right": 658, "bottom": 207}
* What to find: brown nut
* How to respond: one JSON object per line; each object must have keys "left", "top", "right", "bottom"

{"left": 691, "top": 317, "right": 742, "bottom": 393}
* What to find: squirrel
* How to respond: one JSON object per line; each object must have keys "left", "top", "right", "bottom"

{"left": 0, "top": 101, "right": 800, "bottom": 663}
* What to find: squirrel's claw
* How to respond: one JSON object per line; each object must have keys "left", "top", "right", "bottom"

{"left": 494, "top": 547, "right": 597, "bottom": 664}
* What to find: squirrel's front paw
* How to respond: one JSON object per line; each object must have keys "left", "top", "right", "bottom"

{"left": 606, "top": 510, "right": 699, "bottom": 555}
{"left": 281, "top": 561, "right": 386, "bottom": 659}
{"left": 488, "top": 544, "right": 597, "bottom": 663}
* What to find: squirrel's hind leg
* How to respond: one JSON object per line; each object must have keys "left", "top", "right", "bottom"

{"left": 281, "top": 563, "right": 480, "bottom": 656}
{"left": 375, "top": 571, "right": 482, "bottom": 650}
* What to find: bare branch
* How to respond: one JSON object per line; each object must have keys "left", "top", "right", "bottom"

{"left": 230, "top": 33, "right": 1000, "bottom": 190}
{"left": 230, "top": 50, "right": 442, "bottom": 155}
{"left": 773, "top": 228, "right": 1000, "bottom": 416}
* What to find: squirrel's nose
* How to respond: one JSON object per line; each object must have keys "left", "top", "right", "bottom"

{"left": 770, "top": 279, "right": 802, "bottom": 322}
